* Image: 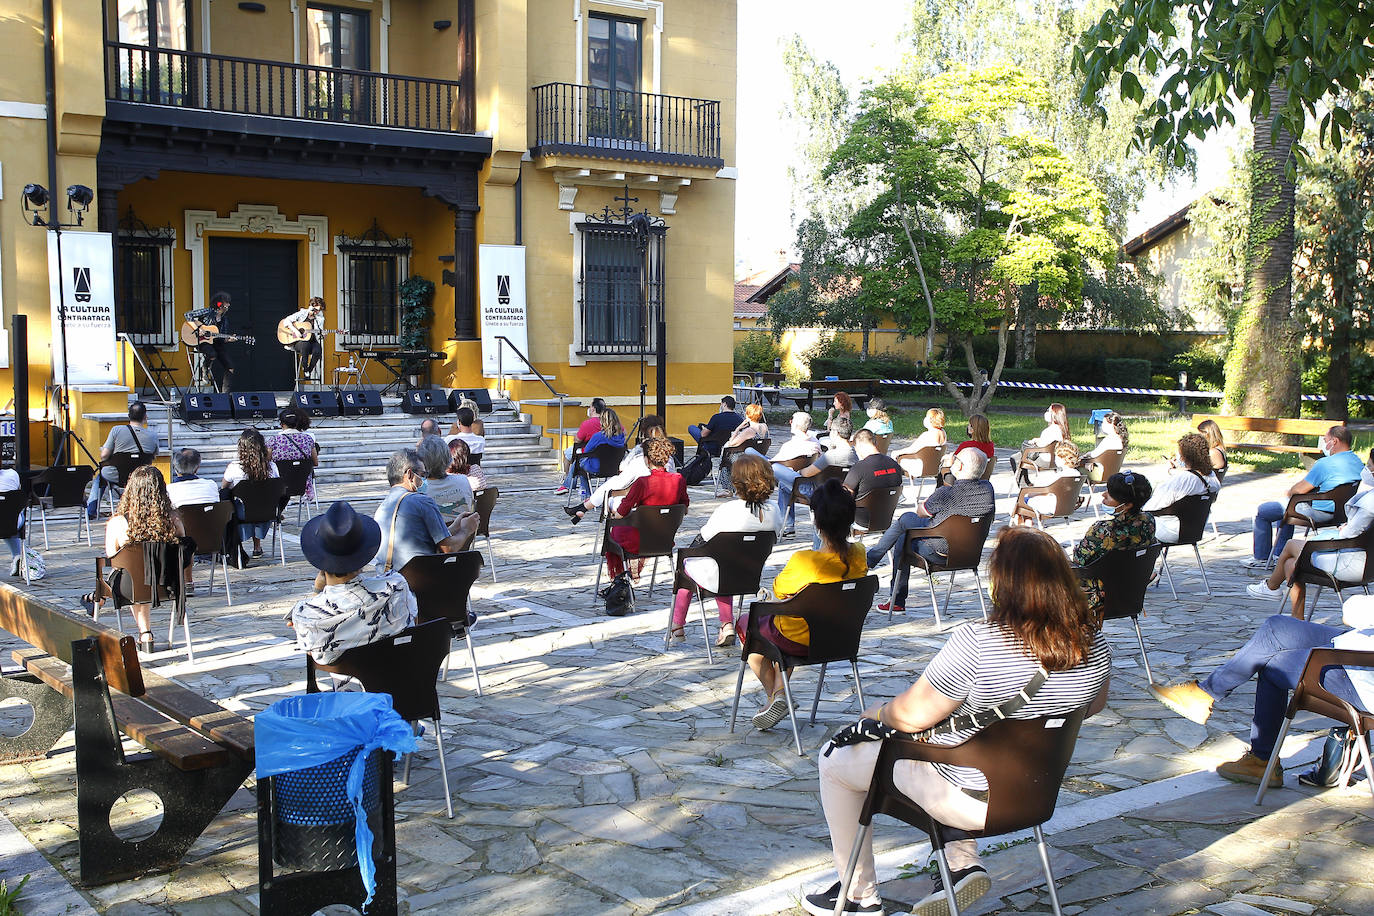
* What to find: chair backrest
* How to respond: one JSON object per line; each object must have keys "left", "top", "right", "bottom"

{"left": 1087, "top": 448, "right": 1124, "bottom": 483}
{"left": 908, "top": 445, "right": 943, "bottom": 477}
{"left": 981, "top": 455, "right": 996, "bottom": 481}
{"left": 399, "top": 551, "right": 484, "bottom": 631}
{"left": 173, "top": 500, "right": 234, "bottom": 558}
{"left": 108, "top": 540, "right": 183, "bottom": 604}
{"left": 854, "top": 486, "right": 902, "bottom": 533}
{"left": 473, "top": 486, "right": 498, "bottom": 537}
{"left": 1075, "top": 542, "right": 1164, "bottom": 621}
{"left": 675, "top": 530, "right": 776, "bottom": 598}
{"left": 723, "top": 437, "right": 770, "bottom": 461}
{"left": 1215, "top": 465, "right": 1228, "bottom": 485}
{"left": 308, "top": 619, "right": 450, "bottom": 723}
{"left": 107, "top": 451, "right": 153, "bottom": 487}
{"left": 1049, "top": 474, "right": 1087, "bottom": 516}
{"left": 777, "top": 454, "right": 815, "bottom": 472}
{"left": 1324, "top": 481, "right": 1360, "bottom": 525}
{"left": 584, "top": 443, "right": 626, "bottom": 480}
{"left": 274, "top": 459, "right": 313, "bottom": 499}
{"left": 748, "top": 576, "right": 879, "bottom": 665}
{"left": 1153, "top": 492, "right": 1213, "bottom": 544}
{"left": 231, "top": 477, "right": 288, "bottom": 524}
{"left": 619, "top": 504, "right": 688, "bottom": 557}
{"left": 793, "top": 465, "right": 847, "bottom": 507}
{"left": 866, "top": 706, "right": 1089, "bottom": 837}
{"left": 33, "top": 465, "right": 94, "bottom": 508}
{"left": 873, "top": 434, "right": 892, "bottom": 455}
{"left": 0, "top": 491, "right": 26, "bottom": 538}
{"left": 902, "top": 511, "right": 994, "bottom": 572}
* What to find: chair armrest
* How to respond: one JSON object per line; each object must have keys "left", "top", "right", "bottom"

{"left": 902, "top": 516, "right": 962, "bottom": 546}
{"left": 1017, "top": 484, "right": 1054, "bottom": 498}
{"left": 1294, "top": 647, "right": 1374, "bottom": 719}
{"left": 1286, "top": 485, "right": 1348, "bottom": 515}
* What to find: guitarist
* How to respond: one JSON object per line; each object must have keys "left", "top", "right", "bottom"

{"left": 184, "top": 290, "right": 237, "bottom": 392}
{"left": 280, "top": 296, "right": 326, "bottom": 377}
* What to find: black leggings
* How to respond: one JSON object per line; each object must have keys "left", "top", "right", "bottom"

{"left": 290, "top": 337, "right": 323, "bottom": 373}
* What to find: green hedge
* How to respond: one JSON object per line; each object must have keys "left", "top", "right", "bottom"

{"left": 1103, "top": 358, "right": 1152, "bottom": 389}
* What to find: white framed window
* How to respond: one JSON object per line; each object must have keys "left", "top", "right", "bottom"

{"left": 335, "top": 224, "right": 411, "bottom": 348}
{"left": 116, "top": 217, "right": 177, "bottom": 348}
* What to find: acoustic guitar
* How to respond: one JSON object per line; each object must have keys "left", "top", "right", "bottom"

{"left": 180, "top": 321, "right": 255, "bottom": 348}
{"left": 276, "top": 318, "right": 341, "bottom": 345}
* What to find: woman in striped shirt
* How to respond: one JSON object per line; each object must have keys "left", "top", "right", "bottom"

{"left": 806, "top": 527, "right": 1111, "bottom": 916}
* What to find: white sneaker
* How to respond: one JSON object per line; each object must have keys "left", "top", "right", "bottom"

{"left": 1239, "top": 556, "right": 1270, "bottom": 570}
{"left": 1246, "top": 582, "right": 1283, "bottom": 599}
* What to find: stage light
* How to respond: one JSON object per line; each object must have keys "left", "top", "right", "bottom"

{"left": 66, "top": 184, "right": 93, "bottom": 210}
{"left": 22, "top": 184, "right": 49, "bottom": 208}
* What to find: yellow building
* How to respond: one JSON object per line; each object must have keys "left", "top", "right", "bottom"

{"left": 0, "top": 0, "right": 737, "bottom": 462}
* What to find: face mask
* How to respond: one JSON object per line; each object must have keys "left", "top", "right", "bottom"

{"left": 413, "top": 476, "right": 428, "bottom": 494}
{"left": 1320, "top": 440, "right": 1332, "bottom": 457}
{"left": 1044, "top": 410, "right": 1053, "bottom": 423}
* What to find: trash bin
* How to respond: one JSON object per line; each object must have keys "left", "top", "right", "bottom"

{"left": 1089, "top": 408, "right": 1113, "bottom": 438}
{"left": 272, "top": 744, "right": 382, "bottom": 871}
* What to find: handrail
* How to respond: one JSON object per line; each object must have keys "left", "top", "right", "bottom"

{"left": 494, "top": 336, "right": 569, "bottom": 472}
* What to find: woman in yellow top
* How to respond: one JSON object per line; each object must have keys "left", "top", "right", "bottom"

{"left": 744, "top": 478, "right": 868, "bottom": 731}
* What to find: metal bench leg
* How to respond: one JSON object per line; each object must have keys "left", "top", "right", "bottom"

{"left": 0, "top": 671, "right": 72, "bottom": 763}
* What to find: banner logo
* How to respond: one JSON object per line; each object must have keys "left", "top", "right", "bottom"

{"left": 73, "top": 266, "right": 92, "bottom": 302}
{"left": 497, "top": 274, "right": 511, "bottom": 305}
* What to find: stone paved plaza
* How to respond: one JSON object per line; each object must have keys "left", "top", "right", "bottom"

{"left": 1, "top": 443, "right": 1372, "bottom": 916}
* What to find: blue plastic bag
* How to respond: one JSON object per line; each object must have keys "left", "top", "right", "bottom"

{"left": 256, "top": 692, "right": 419, "bottom": 905}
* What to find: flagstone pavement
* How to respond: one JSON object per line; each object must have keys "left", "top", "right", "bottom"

{"left": 0, "top": 443, "right": 1371, "bottom": 916}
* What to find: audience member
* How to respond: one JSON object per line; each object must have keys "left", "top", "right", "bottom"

{"left": 222, "top": 428, "right": 279, "bottom": 557}
{"left": 843, "top": 430, "right": 902, "bottom": 530}
{"left": 566, "top": 415, "right": 671, "bottom": 522}
{"left": 602, "top": 438, "right": 686, "bottom": 614}
{"left": 722, "top": 402, "right": 769, "bottom": 452}
{"left": 1143, "top": 432, "right": 1219, "bottom": 543}
{"left": 449, "top": 407, "right": 486, "bottom": 460}
{"left": 417, "top": 434, "right": 474, "bottom": 517}
{"left": 893, "top": 408, "right": 947, "bottom": 473}
{"left": 1085, "top": 412, "right": 1128, "bottom": 460}
{"left": 775, "top": 416, "right": 855, "bottom": 535}
{"left": 1072, "top": 471, "right": 1156, "bottom": 620}
{"left": 0, "top": 460, "right": 27, "bottom": 576}
{"left": 87, "top": 400, "right": 159, "bottom": 519}
{"left": 1197, "top": 418, "right": 1229, "bottom": 477}
{"left": 807, "top": 527, "right": 1110, "bottom": 916}
{"left": 571, "top": 408, "right": 628, "bottom": 499}
{"left": 1013, "top": 402, "right": 1070, "bottom": 480}
{"left": 448, "top": 437, "right": 487, "bottom": 493}
{"left": 689, "top": 396, "right": 742, "bottom": 455}
{"left": 1246, "top": 449, "right": 1374, "bottom": 616}
{"left": 744, "top": 479, "right": 866, "bottom": 730}
{"left": 1247, "top": 425, "right": 1362, "bottom": 567}
{"left": 555, "top": 398, "right": 606, "bottom": 495}
{"left": 758, "top": 412, "right": 822, "bottom": 465}
{"left": 166, "top": 448, "right": 220, "bottom": 508}
{"left": 373, "top": 450, "right": 479, "bottom": 576}
{"left": 290, "top": 500, "right": 417, "bottom": 665}
{"left": 862, "top": 397, "right": 893, "bottom": 436}
{"left": 457, "top": 396, "right": 486, "bottom": 437}
{"left": 1150, "top": 596, "right": 1374, "bottom": 787}
{"left": 865, "top": 447, "right": 994, "bottom": 614}
{"left": 666, "top": 454, "right": 781, "bottom": 648}
{"left": 822, "top": 392, "right": 854, "bottom": 446}
{"left": 949, "top": 413, "right": 994, "bottom": 461}
{"left": 268, "top": 407, "right": 320, "bottom": 502}
{"left": 417, "top": 418, "right": 440, "bottom": 443}
{"left": 1011, "top": 440, "right": 1081, "bottom": 525}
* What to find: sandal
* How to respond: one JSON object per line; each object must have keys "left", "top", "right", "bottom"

{"left": 664, "top": 627, "right": 686, "bottom": 647}
{"left": 80, "top": 592, "right": 99, "bottom": 617}
{"left": 138, "top": 631, "right": 155, "bottom": 654}
{"left": 715, "top": 623, "right": 736, "bottom": 648}
{"left": 563, "top": 505, "right": 586, "bottom": 524}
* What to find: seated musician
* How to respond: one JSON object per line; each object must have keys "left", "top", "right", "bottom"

{"left": 281, "top": 296, "right": 326, "bottom": 376}
{"left": 185, "top": 290, "right": 236, "bottom": 391}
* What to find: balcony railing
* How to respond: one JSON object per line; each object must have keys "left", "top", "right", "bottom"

{"left": 106, "top": 42, "right": 462, "bottom": 132}
{"left": 532, "top": 82, "right": 723, "bottom": 167}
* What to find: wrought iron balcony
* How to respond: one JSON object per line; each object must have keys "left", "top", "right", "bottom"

{"left": 531, "top": 82, "right": 723, "bottom": 169}
{"left": 106, "top": 42, "right": 463, "bottom": 133}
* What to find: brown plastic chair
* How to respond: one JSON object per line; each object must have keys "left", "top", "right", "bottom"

{"left": 729, "top": 576, "right": 880, "bottom": 755}
{"left": 96, "top": 540, "right": 190, "bottom": 659}
{"left": 873, "top": 433, "right": 892, "bottom": 455}
{"left": 1080, "top": 448, "right": 1124, "bottom": 518}
{"left": 1153, "top": 492, "right": 1214, "bottom": 597}
{"left": 273, "top": 458, "right": 317, "bottom": 524}
{"left": 568, "top": 443, "right": 626, "bottom": 505}
{"left": 852, "top": 486, "right": 903, "bottom": 540}
{"left": 230, "top": 477, "right": 288, "bottom": 566}
{"left": 173, "top": 500, "right": 236, "bottom": 607}
{"left": 718, "top": 437, "right": 771, "bottom": 497}
{"left": 1284, "top": 525, "right": 1374, "bottom": 616}
{"left": 897, "top": 445, "right": 943, "bottom": 501}
{"left": 1074, "top": 542, "right": 1164, "bottom": 682}
{"left": 597, "top": 503, "right": 688, "bottom": 608}
{"left": 305, "top": 619, "right": 456, "bottom": 817}
{"left": 1256, "top": 647, "right": 1374, "bottom": 804}
{"left": 776, "top": 454, "right": 816, "bottom": 473}
{"left": 472, "top": 486, "right": 499, "bottom": 582}
{"left": 901, "top": 512, "right": 995, "bottom": 626}
{"left": 29, "top": 464, "right": 94, "bottom": 547}
{"left": 1009, "top": 444, "right": 1055, "bottom": 495}
{"left": 833, "top": 706, "right": 1090, "bottom": 916}
{"left": 401, "top": 550, "right": 485, "bottom": 694}
{"left": 672, "top": 530, "right": 777, "bottom": 661}
{"left": 1014, "top": 474, "right": 1087, "bottom": 545}
{"left": 0, "top": 491, "right": 30, "bottom": 585}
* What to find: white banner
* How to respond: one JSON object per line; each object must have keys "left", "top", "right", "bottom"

{"left": 47, "top": 230, "right": 118, "bottom": 386}
{"left": 478, "top": 244, "right": 528, "bottom": 375}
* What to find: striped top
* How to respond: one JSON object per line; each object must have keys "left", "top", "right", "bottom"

{"left": 922, "top": 622, "right": 1111, "bottom": 790}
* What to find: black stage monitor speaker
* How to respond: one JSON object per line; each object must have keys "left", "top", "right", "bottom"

{"left": 339, "top": 389, "right": 385, "bottom": 416}
{"left": 402, "top": 388, "right": 447, "bottom": 415}
{"left": 293, "top": 390, "right": 341, "bottom": 417}
{"left": 449, "top": 388, "right": 493, "bottom": 414}
{"left": 181, "top": 392, "right": 233, "bottom": 421}
{"left": 232, "top": 391, "right": 278, "bottom": 420}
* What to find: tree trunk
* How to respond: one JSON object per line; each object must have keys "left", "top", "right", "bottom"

{"left": 861, "top": 326, "right": 870, "bottom": 360}
{"left": 1014, "top": 283, "right": 1039, "bottom": 366}
{"left": 1222, "top": 85, "right": 1300, "bottom": 425}
{"left": 1327, "top": 297, "right": 1351, "bottom": 421}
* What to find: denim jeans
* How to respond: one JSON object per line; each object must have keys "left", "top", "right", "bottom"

{"left": 1253, "top": 500, "right": 1334, "bottom": 560}
{"left": 772, "top": 463, "right": 801, "bottom": 528}
{"left": 864, "top": 512, "right": 940, "bottom": 607}
{"left": 1200, "top": 614, "right": 1359, "bottom": 760}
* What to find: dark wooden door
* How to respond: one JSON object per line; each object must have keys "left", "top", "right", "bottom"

{"left": 207, "top": 238, "right": 299, "bottom": 391}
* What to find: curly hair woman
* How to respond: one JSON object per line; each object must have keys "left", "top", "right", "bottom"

{"left": 222, "top": 427, "right": 279, "bottom": 556}
{"left": 1144, "top": 432, "right": 1219, "bottom": 544}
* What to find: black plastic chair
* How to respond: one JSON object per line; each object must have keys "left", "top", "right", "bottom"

{"left": 305, "top": 619, "right": 455, "bottom": 818}
{"left": 717, "top": 437, "right": 772, "bottom": 497}
{"left": 596, "top": 504, "right": 688, "bottom": 609}
{"left": 787, "top": 465, "right": 848, "bottom": 520}
{"left": 1255, "top": 647, "right": 1374, "bottom": 804}
{"left": 400, "top": 550, "right": 485, "bottom": 694}
{"left": 1074, "top": 542, "right": 1164, "bottom": 683}
{"left": 174, "top": 500, "right": 236, "bottom": 607}
{"left": 900, "top": 512, "right": 995, "bottom": 626}
{"left": 832, "top": 706, "right": 1090, "bottom": 916}
{"left": 1284, "top": 525, "right": 1374, "bottom": 616}
{"left": 29, "top": 464, "right": 94, "bottom": 547}
{"left": 1153, "top": 492, "right": 1214, "bottom": 598}
{"left": 231, "top": 478, "right": 288, "bottom": 566}
{"left": 274, "top": 458, "right": 318, "bottom": 524}
{"left": 852, "top": 486, "right": 902, "bottom": 541}
{"left": 1284, "top": 481, "right": 1359, "bottom": 536}
{"left": 671, "top": 530, "right": 776, "bottom": 661}
{"left": 567, "top": 443, "right": 627, "bottom": 506}
{"left": 102, "top": 452, "right": 153, "bottom": 516}
{"left": 0, "top": 491, "right": 30, "bottom": 585}
{"left": 729, "top": 576, "right": 880, "bottom": 755}
{"left": 473, "top": 487, "right": 498, "bottom": 583}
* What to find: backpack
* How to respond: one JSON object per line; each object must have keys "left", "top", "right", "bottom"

{"left": 681, "top": 451, "right": 713, "bottom": 487}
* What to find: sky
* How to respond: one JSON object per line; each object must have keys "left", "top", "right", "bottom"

{"left": 733, "top": 0, "right": 1240, "bottom": 279}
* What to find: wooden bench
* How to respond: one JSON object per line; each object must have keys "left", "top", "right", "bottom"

{"left": 790, "top": 379, "right": 879, "bottom": 413}
{"left": 0, "top": 583, "right": 254, "bottom": 885}
{"left": 1192, "top": 414, "right": 1336, "bottom": 467}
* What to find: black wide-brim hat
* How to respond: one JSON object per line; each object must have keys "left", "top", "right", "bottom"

{"left": 301, "top": 500, "right": 382, "bottom": 574}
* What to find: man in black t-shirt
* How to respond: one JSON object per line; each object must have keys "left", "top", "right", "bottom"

{"left": 688, "top": 396, "right": 741, "bottom": 456}
{"left": 844, "top": 430, "right": 902, "bottom": 528}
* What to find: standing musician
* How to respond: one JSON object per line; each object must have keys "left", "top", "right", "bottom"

{"left": 184, "top": 290, "right": 237, "bottom": 392}
{"left": 279, "top": 296, "right": 326, "bottom": 377}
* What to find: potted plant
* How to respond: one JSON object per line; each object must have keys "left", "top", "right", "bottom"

{"left": 399, "top": 275, "right": 435, "bottom": 383}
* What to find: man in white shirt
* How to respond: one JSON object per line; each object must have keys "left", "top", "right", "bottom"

{"left": 166, "top": 448, "right": 221, "bottom": 508}
{"left": 281, "top": 297, "right": 325, "bottom": 375}
{"left": 765, "top": 412, "right": 824, "bottom": 465}
{"left": 449, "top": 407, "right": 485, "bottom": 458}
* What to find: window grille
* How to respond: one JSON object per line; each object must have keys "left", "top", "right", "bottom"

{"left": 337, "top": 222, "right": 411, "bottom": 348}
{"left": 577, "top": 222, "right": 665, "bottom": 355}
{"left": 116, "top": 212, "right": 176, "bottom": 347}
